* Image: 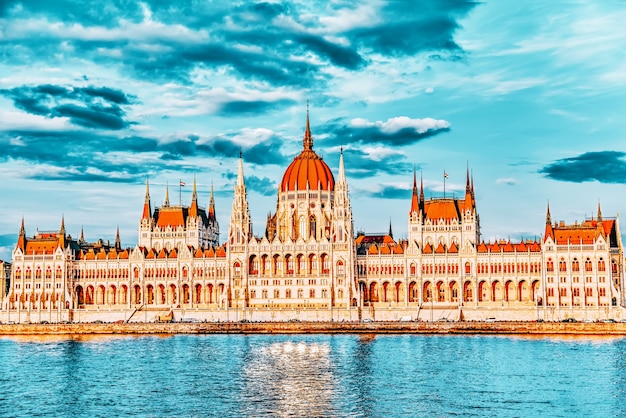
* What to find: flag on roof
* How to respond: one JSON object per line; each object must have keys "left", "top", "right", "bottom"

{"left": 180, "top": 181, "right": 186, "bottom": 186}
{"left": 444, "top": 171, "right": 449, "bottom": 179}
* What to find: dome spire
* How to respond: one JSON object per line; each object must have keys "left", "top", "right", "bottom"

{"left": 303, "top": 101, "right": 313, "bottom": 150}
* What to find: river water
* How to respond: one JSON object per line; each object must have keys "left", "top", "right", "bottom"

{"left": 0, "top": 333, "right": 624, "bottom": 417}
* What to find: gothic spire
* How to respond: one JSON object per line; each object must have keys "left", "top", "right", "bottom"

{"left": 17, "top": 217, "right": 26, "bottom": 250}
{"left": 189, "top": 175, "right": 198, "bottom": 217}
{"left": 142, "top": 178, "right": 152, "bottom": 219}
{"left": 597, "top": 200, "right": 603, "bottom": 222}
{"left": 303, "top": 101, "right": 313, "bottom": 150}
{"left": 546, "top": 201, "right": 552, "bottom": 225}
{"left": 410, "top": 168, "right": 419, "bottom": 213}
{"left": 208, "top": 181, "right": 216, "bottom": 221}
{"left": 419, "top": 172, "right": 425, "bottom": 205}
{"left": 164, "top": 183, "right": 170, "bottom": 207}
{"left": 115, "top": 226, "right": 121, "bottom": 250}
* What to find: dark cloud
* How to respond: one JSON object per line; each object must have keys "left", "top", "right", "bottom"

{"left": 0, "top": 128, "right": 291, "bottom": 183}
{"left": 364, "top": 184, "right": 412, "bottom": 200}
{"left": 540, "top": 151, "right": 626, "bottom": 184}
{"left": 336, "top": 148, "right": 413, "bottom": 178}
{"left": 0, "top": 233, "right": 17, "bottom": 250}
{"left": 221, "top": 170, "right": 276, "bottom": 196}
{"left": 347, "top": 1, "right": 476, "bottom": 57}
{"left": 318, "top": 117, "right": 450, "bottom": 147}
{"left": 217, "top": 98, "right": 297, "bottom": 117}
{"left": 0, "top": 84, "right": 136, "bottom": 130}
{"left": 0, "top": 0, "right": 475, "bottom": 89}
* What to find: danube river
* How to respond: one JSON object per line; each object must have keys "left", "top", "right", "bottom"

{"left": 0, "top": 334, "right": 624, "bottom": 417}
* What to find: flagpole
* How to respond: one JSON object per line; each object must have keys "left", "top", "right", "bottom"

{"left": 179, "top": 178, "right": 182, "bottom": 206}
{"left": 443, "top": 171, "right": 446, "bottom": 199}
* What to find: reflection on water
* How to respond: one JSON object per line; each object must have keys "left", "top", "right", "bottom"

{"left": 0, "top": 334, "right": 624, "bottom": 417}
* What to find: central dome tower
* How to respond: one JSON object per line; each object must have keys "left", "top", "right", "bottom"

{"left": 280, "top": 111, "right": 335, "bottom": 192}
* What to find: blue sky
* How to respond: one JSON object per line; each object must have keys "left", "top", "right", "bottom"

{"left": 1, "top": 1, "right": 625, "bottom": 260}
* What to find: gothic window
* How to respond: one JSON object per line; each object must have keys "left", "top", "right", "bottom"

{"left": 585, "top": 258, "right": 592, "bottom": 272}
{"left": 598, "top": 258, "right": 606, "bottom": 272}
{"left": 299, "top": 216, "right": 306, "bottom": 239}
{"left": 274, "top": 289, "right": 280, "bottom": 299}
{"left": 309, "top": 215, "right": 316, "bottom": 239}
{"left": 337, "top": 260, "right": 345, "bottom": 276}
{"left": 309, "top": 289, "right": 315, "bottom": 298}
{"left": 286, "top": 289, "right": 292, "bottom": 298}
{"left": 559, "top": 258, "right": 566, "bottom": 272}
{"left": 572, "top": 258, "right": 579, "bottom": 272}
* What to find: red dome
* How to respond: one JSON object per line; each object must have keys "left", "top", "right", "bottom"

{"left": 280, "top": 113, "right": 335, "bottom": 192}
{"left": 281, "top": 149, "right": 335, "bottom": 192}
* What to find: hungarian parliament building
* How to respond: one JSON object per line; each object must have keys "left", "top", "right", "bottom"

{"left": 2, "top": 115, "right": 624, "bottom": 323}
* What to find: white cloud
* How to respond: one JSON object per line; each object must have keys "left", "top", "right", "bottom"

{"left": 496, "top": 178, "right": 517, "bottom": 186}
{"left": 350, "top": 116, "right": 450, "bottom": 134}
{"left": 360, "top": 146, "right": 404, "bottom": 162}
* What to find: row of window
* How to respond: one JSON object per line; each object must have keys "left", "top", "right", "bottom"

{"left": 546, "top": 288, "right": 607, "bottom": 297}
{"left": 250, "top": 288, "right": 342, "bottom": 299}
{"left": 14, "top": 283, "right": 62, "bottom": 289}
{"left": 547, "top": 276, "right": 606, "bottom": 283}
{"left": 546, "top": 258, "right": 610, "bottom": 272}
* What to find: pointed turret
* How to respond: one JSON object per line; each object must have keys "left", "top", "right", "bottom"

{"left": 208, "top": 181, "right": 216, "bottom": 221}
{"left": 142, "top": 178, "right": 152, "bottom": 220}
{"left": 115, "top": 226, "right": 121, "bottom": 250}
{"left": 410, "top": 169, "right": 419, "bottom": 214}
{"left": 189, "top": 175, "right": 198, "bottom": 217}
{"left": 597, "top": 200, "right": 603, "bottom": 222}
{"left": 544, "top": 202, "right": 554, "bottom": 241}
{"left": 464, "top": 165, "right": 474, "bottom": 211}
{"left": 388, "top": 219, "right": 393, "bottom": 239}
{"left": 229, "top": 152, "right": 252, "bottom": 245}
{"left": 419, "top": 173, "right": 425, "bottom": 212}
{"left": 59, "top": 216, "right": 66, "bottom": 249}
{"left": 164, "top": 183, "right": 170, "bottom": 207}
{"left": 17, "top": 217, "right": 26, "bottom": 250}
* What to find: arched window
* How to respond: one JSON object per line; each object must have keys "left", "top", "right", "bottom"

{"left": 546, "top": 258, "right": 554, "bottom": 272}
{"left": 337, "top": 260, "right": 345, "bottom": 276}
{"left": 572, "top": 258, "right": 579, "bottom": 272}
{"left": 261, "top": 289, "right": 268, "bottom": 299}
{"left": 465, "top": 262, "right": 471, "bottom": 275}
{"left": 598, "top": 258, "right": 606, "bottom": 272}
{"left": 585, "top": 258, "right": 593, "bottom": 272}
{"left": 234, "top": 261, "right": 241, "bottom": 277}
{"left": 309, "top": 289, "right": 315, "bottom": 298}
{"left": 559, "top": 258, "right": 566, "bottom": 272}
{"left": 286, "top": 289, "right": 292, "bottom": 298}
{"left": 309, "top": 215, "right": 316, "bottom": 239}
{"left": 274, "top": 289, "right": 280, "bottom": 299}
{"left": 299, "top": 216, "right": 306, "bottom": 239}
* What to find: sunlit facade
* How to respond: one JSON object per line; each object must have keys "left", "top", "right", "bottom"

{"left": 1, "top": 114, "right": 624, "bottom": 323}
